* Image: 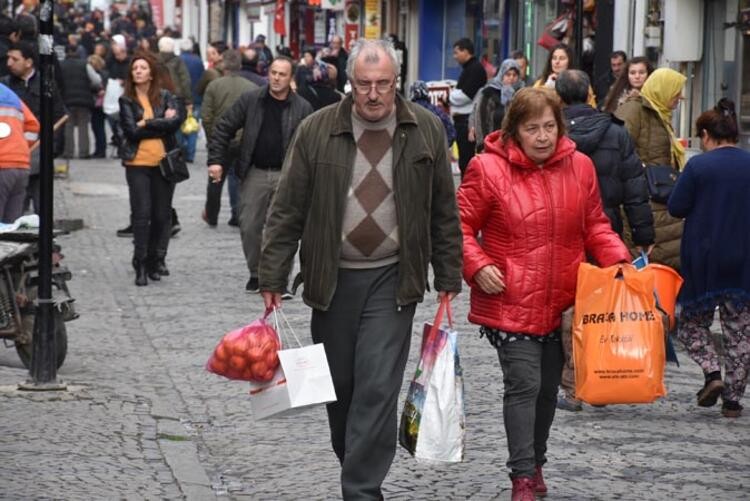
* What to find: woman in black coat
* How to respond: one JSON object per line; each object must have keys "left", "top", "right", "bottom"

{"left": 118, "top": 51, "right": 184, "bottom": 286}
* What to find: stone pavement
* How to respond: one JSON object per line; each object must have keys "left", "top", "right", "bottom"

{"left": 0, "top": 151, "right": 748, "bottom": 501}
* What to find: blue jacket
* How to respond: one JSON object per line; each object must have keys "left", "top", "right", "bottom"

{"left": 180, "top": 52, "right": 205, "bottom": 106}
{"left": 668, "top": 146, "right": 750, "bottom": 309}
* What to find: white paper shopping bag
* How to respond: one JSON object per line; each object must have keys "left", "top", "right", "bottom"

{"left": 248, "top": 309, "right": 337, "bottom": 420}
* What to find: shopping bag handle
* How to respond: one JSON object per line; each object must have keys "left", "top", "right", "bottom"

{"left": 269, "top": 306, "right": 303, "bottom": 349}
{"left": 431, "top": 295, "right": 454, "bottom": 330}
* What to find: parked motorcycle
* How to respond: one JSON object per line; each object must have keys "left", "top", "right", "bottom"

{"left": 0, "top": 230, "right": 77, "bottom": 369}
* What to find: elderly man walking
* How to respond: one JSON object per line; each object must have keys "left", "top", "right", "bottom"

{"left": 207, "top": 56, "right": 312, "bottom": 295}
{"left": 201, "top": 49, "right": 257, "bottom": 227}
{"left": 258, "top": 39, "right": 463, "bottom": 499}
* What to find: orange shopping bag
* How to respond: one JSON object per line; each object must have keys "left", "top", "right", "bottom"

{"left": 572, "top": 263, "right": 667, "bottom": 405}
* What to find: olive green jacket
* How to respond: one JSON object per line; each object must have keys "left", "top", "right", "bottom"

{"left": 616, "top": 96, "right": 683, "bottom": 270}
{"left": 259, "top": 95, "right": 463, "bottom": 310}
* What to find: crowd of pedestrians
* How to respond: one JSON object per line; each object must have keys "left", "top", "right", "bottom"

{"left": 0, "top": 5, "right": 746, "bottom": 500}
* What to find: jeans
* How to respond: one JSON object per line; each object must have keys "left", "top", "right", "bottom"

{"left": 182, "top": 104, "right": 200, "bottom": 162}
{"left": 497, "top": 335, "right": 563, "bottom": 478}
{"left": 311, "top": 264, "right": 416, "bottom": 500}
{"left": 125, "top": 167, "right": 175, "bottom": 261}
{"left": 0, "top": 168, "right": 29, "bottom": 223}
{"left": 91, "top": 107, "right": 107, "bottom": 156}
{"left": 63, "top": 106, "right": 91, "bottom": 158}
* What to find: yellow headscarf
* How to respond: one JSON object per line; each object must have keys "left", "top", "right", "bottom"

{"left": 639, "top": 68, "right": 687, "bottom": 169}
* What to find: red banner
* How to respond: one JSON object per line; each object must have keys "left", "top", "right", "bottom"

{"left": 345, "top": 24, "right": 359, "bottom": 51}
{"left": 149, "top": 0, "right": 164, "bottom": 29}
{"left": 274, "top": 0, "right": 286, "bottom": 36}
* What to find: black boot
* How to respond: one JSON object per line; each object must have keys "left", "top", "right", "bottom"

{"left": 134, "top": 259, "right": 148, "bottom": 286}
{"left": 154, "top": 258, "right": 170, "bottom": 276}
{"left": 147, "top": 258, "right": 161, "bottom": 281}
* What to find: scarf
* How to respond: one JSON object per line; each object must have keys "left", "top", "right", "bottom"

{"left": 486, "top": 58, "right": 522, "bottom": 106}
{"left": 639, "top": 68, "right": 687, "bottom": 169}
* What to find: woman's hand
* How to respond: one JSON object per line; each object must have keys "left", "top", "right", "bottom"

{"left": 136, "top": 119, "right": 146, "bottom": 127}
{"left": 165, "top": 108, "right": 177, "bottom": 119}
{"left": 474, "top": 265, "right": 505, "bottom": 295}
{"left": 468, "top": 127, "right": 476, "bottom": 142}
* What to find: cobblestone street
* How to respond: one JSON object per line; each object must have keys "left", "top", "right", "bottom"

{"left": 0, "top": 152, "right": 748, "bottom": 500}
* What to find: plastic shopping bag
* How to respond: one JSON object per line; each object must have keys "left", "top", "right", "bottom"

{"left": 103, "top": 79, "right": 124, "bottom": 115}
{"left": 399, "top": 297, "right": 465, "bottom": 462}
{"left": 248, "top": 308, "right": 337, "bottom": 420}
{"left": 206, "top": 310, "right": 281, "bottom": 382}
{"left": 181, "top": 113, "right": 200, "bottom": 134}
{"left": 573, "top": 263, "right": 667, "bottom": 405}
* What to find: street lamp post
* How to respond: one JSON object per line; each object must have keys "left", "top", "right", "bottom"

{"left": 21, "top": 0, "right": 65, "bottom": 390}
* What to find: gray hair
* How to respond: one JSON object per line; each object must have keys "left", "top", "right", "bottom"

{"left": 158, "top": 36, "right": 175, "bottom": 54}
{"left": 555, "top": 69, "right": 590, "bottom": 106}
{"left": 179, "top": 38, "right": 194, "bottom": 53}
{"left": 221, "top": 49, "right": 242, "bottom": 72}
{"left": 346, "top": 39, "right": 399, "bottom": 81}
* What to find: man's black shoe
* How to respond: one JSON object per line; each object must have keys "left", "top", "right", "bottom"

{"left": 281, "top": 289, "right": 294, "bottom": 300}
{"left": 117, "top": 224, "right": 133, "bottom": 237}
{"left": 245, "top": 277, "right": 259, "bottom": 293}
{"left": 227, "top": 216, "right": 239, "bottom": 227}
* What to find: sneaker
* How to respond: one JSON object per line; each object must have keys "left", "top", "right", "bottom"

{"left": 227, "top": 216, "right": 239, "bottom": 227}
{"left": 116, "top": 224, "right": 133, "bottom": 237}
{"left": 281, "top": 289, "right": 294, "bottom": 300}
{"left": 697, "top": 379, "right": 724, "bottom": 407}
{"left": 533, "top": 465, "right": 547, "bottom": 497}
{"left": 245, "top": 277, "right": 259, "bottom": 293}
{"left": 510, "top": 477, "right": 535, "bottom": 501}
{"left": 721, "top": 400, "right": 743, "bottom": 418}
{"left": 556, "top": 391, "right": 582, "bottom": 412}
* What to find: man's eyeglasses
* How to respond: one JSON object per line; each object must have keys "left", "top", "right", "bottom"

{"left": 352, "top": 79, "right": 395, "bottom": 95}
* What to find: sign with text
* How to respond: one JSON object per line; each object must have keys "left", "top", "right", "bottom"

{"left": 364, "top": 0, "right": 381, "bottom": 39}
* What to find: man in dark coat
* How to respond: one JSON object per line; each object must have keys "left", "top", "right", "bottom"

{"left": 449, "top": 37, "right": 486, "bottom": 177}
{"left": 60, "top": 47, "right": 100, "bottom": 158}
{"left": 557, "top": 69, "right": 654, "bottom": 249}
{"left": 555, "top": 69, "right": 655, "bottom": 412}
{"left": 3, "top": 40, "right": 65, "bottom": 213}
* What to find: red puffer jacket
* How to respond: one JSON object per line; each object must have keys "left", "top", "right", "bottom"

{"left": 457, "top": 131, "right": 630, "bottom": 335}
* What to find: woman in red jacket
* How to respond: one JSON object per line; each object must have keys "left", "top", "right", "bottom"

{"left": 457, "top": 87, "right": 630, "bottom": 501}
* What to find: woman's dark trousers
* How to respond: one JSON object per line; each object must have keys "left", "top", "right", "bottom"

{"left": 125, "top": 167, "right": 175, "bottom": 263}
{"left": 497, "top": 336, "right": 563, "bottom": 478}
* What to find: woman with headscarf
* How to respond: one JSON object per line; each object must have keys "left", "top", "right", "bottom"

{"left": 616, "top": 67, "right": 687, "bottom": 270}
{"left": 409, "top": 80, "right": 456, "bottom": 145}
{"left": 468, "top": 58, "right": 521, "bottom": 152}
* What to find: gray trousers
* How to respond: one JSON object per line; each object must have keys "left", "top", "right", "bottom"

{"left": 238, "top": 168, "right": 281, "bottom": 277}
{"left": 63, "top": 106, "right": 91, "bottom": 159}
{"left": 0, "top": 168, "right": 29, "bottom": 223}
{"left": 497, "top": 336, "right": 563, "bottom": 478}
{"left": 311, "top": 264, "right": 416, "bottom": 500}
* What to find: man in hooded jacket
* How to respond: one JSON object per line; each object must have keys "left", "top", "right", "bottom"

{"left": 555, "top": 69, "right": 654, "bottom": 411}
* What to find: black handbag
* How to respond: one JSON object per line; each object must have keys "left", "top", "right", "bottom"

{"left": 159, "top": 147, "right": 190, "bottom": 183}
{"left": 644, "top": 164, "right": 679, "bottom": 204}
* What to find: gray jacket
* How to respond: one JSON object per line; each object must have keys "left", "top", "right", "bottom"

{"left": 207, "top": 85, "right": 313, "bottom": 179}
